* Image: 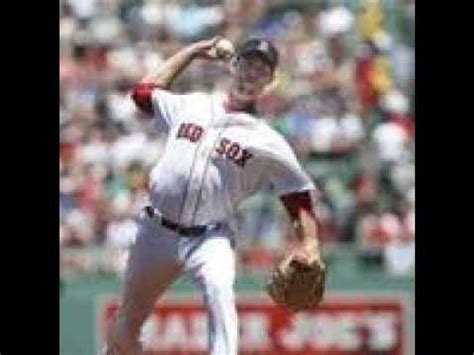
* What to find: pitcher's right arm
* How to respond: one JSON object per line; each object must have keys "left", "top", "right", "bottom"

{"left": 132, "top": 37, "right": 222, "bottom": 115}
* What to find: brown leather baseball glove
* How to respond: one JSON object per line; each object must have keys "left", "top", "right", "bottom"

{"left": 266, "top": 251, "right": 326, "bottom": 311}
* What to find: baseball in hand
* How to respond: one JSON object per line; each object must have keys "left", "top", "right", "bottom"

{"left": 215, "top": 38, "right": 235, "bottom": 59}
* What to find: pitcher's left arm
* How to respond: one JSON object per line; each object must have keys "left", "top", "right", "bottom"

{"left": 280, "top": 190, "right": 322, "bottom": 265}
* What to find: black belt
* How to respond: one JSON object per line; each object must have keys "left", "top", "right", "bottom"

{"left": 144, "top": 206, "right": 220, "bottom": 237}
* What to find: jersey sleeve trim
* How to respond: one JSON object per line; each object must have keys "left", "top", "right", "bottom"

{"left": 280, "top": 190, "right": 316, "bottom": 220}
{"left": 131, "top": 83, "right": 165, "bottom": 115}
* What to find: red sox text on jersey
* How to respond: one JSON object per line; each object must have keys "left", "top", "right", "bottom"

{"left": 177, "top": 122, "right": 254, "bottom": 168}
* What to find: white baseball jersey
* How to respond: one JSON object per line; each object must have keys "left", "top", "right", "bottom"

{"left": 147, "top": 88, "right": 315, "bottom": 228}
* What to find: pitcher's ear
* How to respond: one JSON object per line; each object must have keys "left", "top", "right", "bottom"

{"left": 262, "top": 69, "right": 280, "bottom": 94}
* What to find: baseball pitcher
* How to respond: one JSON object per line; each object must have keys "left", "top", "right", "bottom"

{"left": 102, "top": 37, "right": 326, "bottom": 355}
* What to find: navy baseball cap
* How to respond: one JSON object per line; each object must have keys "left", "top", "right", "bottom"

{"left": 236, "top": 38, "right": 279, "bottom": 70}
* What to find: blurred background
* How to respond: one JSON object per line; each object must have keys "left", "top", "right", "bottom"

{"left": 60, "top": 0, "right": 414, "bottom": 354}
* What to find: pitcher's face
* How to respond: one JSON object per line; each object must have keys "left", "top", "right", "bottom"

{"left": 230, "top": 54, "right": 273, "bottom": 103}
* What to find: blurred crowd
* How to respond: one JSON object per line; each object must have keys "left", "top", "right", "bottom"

{"left": 60, "top": 0, "right": 415, "bottom": 277}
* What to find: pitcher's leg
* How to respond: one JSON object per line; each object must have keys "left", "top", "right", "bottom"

{"left": 106, "top": 234, "right": 183, "bottom": 355}
{"left": 186, "top": 236, "right": 238, "bottom": 355}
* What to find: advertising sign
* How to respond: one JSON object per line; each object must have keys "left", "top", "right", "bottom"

{"left": 97, "top": 293, "right": 409, "bottom": 354}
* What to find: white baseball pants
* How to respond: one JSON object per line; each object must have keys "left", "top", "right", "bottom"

{"left": 104, "top": 212, "right": 238, "bottom": 355}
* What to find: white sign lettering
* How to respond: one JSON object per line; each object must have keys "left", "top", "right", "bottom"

{"left": 239, "top": 312, "right": 271, "bottom": 350}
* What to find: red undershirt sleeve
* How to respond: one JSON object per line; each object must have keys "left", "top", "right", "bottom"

{"left": 131, "top": 83, "right": 161, "bottom": 115}
{"left": 280, "top": 190, "right": 315, "bottom": 219}
{"left": 280, "top": 190, "right": 321, "bottom": 232}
